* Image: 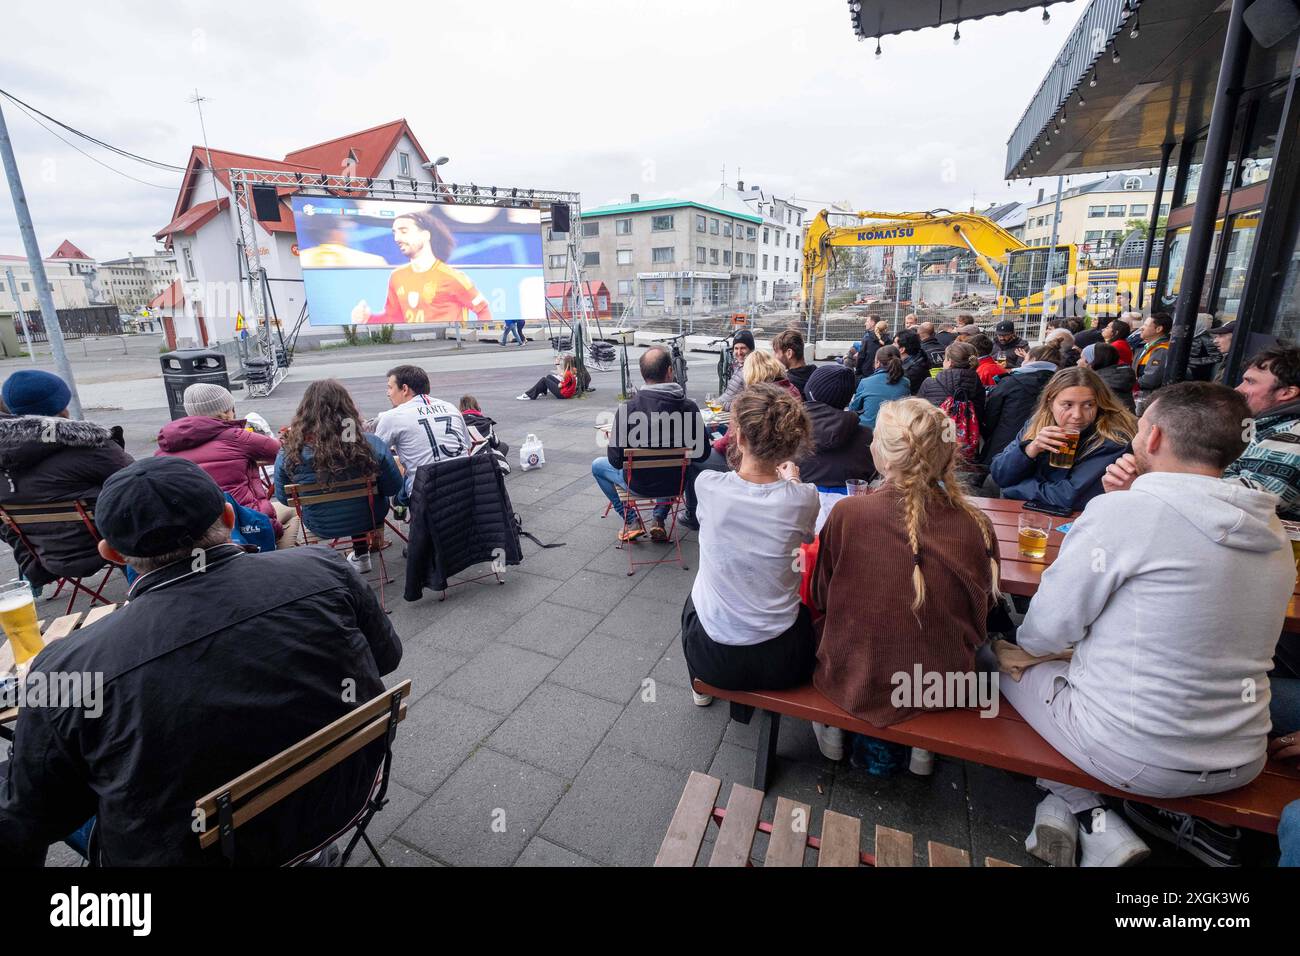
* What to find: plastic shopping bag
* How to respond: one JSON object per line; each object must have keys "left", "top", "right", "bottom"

{"left": 519, "top": 433, "right": 545, "bottom": 472}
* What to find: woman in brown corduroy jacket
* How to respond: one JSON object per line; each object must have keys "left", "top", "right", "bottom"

{"left": 811, "top": 398, "right": 1001, "bottom": 740}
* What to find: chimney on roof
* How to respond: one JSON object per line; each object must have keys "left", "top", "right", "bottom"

{"left": 631, "top": 193, "right": 640, "bottom": 203}
{"left": 1037, "top": 188, "right": 1044, "bottom": 204}
{"left": 737, "top": 180, "right": 744, "bottom": 191}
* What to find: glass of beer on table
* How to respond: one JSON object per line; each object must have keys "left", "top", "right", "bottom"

{"left": 0, "top": 579, "right": 42, "bottom": 667}
{"left": 1018, "top": 512, "right": 1051, "bottom": 560}
{"left": 1048, "top": 427, "right": 1081, "bottom": 469}
{"left": 1283, "top": 520, "right": 1300, "bottom": 577}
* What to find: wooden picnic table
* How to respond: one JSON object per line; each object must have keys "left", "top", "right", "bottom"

{"left": 971, "top": 496, "right": 1300, "bottom": 634}
{"left": 0, "top": 604, "right": 118, "bottom": 735}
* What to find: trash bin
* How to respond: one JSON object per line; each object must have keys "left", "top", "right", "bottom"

{"left": 160, "top": 348, "right": 230, "bottom": 421}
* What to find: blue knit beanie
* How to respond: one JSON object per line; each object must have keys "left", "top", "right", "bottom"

{"left": 2, "top": 369, "right": 71, "bottom": 417}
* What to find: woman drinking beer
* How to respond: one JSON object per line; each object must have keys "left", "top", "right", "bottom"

{"left": 989, "top": 366, "right": 1136, "bottom": 512}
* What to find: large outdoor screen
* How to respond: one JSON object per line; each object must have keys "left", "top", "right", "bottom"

{"left": 291, "top": 196, "right": 546, "bottom": 327}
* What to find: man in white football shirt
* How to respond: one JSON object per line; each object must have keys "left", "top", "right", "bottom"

{"left": 372, "top": 365, "right": 471, "bottom": 501}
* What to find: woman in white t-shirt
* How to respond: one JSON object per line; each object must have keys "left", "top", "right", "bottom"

{"left": 682, "top": 383, "right": 820, "bottom": 706}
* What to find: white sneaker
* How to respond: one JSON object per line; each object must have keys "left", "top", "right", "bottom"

{"left": 1025, "top": 794, "right": 1078, "bottom": 867}
{"left": 1078, "top": 808, "right": 1150, "bottom": 867}
{"left": 908, "top": 748, "right": 934, "bottom": 776}
{"left": 811, "top": 722, "right": 845, "bottom": 761}
{"left": 346, "top": 550, "right": 372, "bottom": 573}
{"left": 516, "top": 394, "right": 531, "bottom": 400}
{"left": 691, "top": 690, "right": 713, "bottom": 707}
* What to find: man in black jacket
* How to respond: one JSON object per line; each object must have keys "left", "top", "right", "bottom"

{"left": 595, "top": 346, "right": 709, "bottom": 538}
{"left": 896, "top": 330, "right": 932, "bottom": 395}
{"left": 918, "top": 322, "right": 946, "bottom": 367}
{"left": 991, "top": 320, "right": 1029, "bottom": 369}
{"left": 979, "top": 346, "right": 1059, "bottom": 472}
{"left": 0, "top": 370, "right": 133, "bottom": 590}
{"left": 0, "top": 457, "right": 402, "bottom": 866}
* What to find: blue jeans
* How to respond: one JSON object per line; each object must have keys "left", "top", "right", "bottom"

{"left": 591, "top": 457, "right": 669, "bottom": 521}
{"left": 500, "top": 320, "right": 524, "bottom": 345}
{"left": 1281, "top": 800, "right": 1300, "bottom": 867}
{"left": 1272, "top": 676, "right": 1300, "bottom": 735}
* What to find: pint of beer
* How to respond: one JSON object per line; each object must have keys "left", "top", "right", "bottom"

{"left": 0, "top": 580, "right": 42, "bottom": 666}
{"left": 1283, "top": 521, "right": 1300, "bottom": 578}
{"left": 1018, "top": 512, "right": 1050, "bottom": 560}
{"left": 1048, "top": 428, "right": 1081, "bottom": 469}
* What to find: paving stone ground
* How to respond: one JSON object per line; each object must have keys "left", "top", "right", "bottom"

{"left": 0, "top": 337, "right": 1193, "bottom": 867}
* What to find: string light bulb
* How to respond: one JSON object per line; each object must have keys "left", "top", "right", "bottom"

{"left": 1042, "top": 5, "right": 1050, "bottom": 23}
{"left": 875, "top": 38, "right": 882, "bottom": 57}
{"left": 953, "top": 22, "right": 961, "bottom": 45}
{"left": 1130, "top": 14, "right": 1140, "bottom": 39}
{"left": 1112, "top": 46, "right": 1121, "bottom": 63}
{"left": 1090, "top": 70, "right": 1098, "bottom": 87}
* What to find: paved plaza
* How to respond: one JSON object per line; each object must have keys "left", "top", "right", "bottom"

{"left": 2, "top": 334, "right": 1207, "bottom": 867}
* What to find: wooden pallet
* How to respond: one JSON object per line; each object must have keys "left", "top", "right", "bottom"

{"left": 655, "top": 771, "right": 1017, "bottom": 867}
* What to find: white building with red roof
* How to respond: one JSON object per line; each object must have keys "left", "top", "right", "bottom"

{"left": 153, "top": 119, "right": 439, "bottom": 348}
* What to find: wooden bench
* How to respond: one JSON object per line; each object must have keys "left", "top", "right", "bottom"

{"left": 655, "top": 771, "right": 1017, "bottom": 867}
{"left": 693, "top": 680, "right": 1300, "bottom": 835}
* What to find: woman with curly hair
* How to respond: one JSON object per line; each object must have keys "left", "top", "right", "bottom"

{"left": 682, "top": 384, "right": 818, "bottom": 706}
{"left": 274, "top": 379, "right": 403, "bottom": 572}
{"left": 810, "top": 397, "right": 1001, "bottom": 769}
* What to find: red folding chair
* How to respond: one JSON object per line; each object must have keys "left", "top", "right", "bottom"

{"left": 0, "top": 500, "right": 119, "bottom": 613}
{"left": 283, "top": 477, "right": 394, "bottom": 612}
{"left": 602, "top": 447, "right": 691, "bottom": 576}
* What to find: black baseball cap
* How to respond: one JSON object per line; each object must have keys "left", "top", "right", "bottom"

{"left": 995, "top": 321, "right": 1017, "bottom": 335}
{"left": 1210, "top": 321, "right": 1236, "bottom": 336}
{"left": 96, "top": 457, "right": 227, "bottom": 557}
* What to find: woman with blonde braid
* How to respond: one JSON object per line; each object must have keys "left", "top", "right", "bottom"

{"left": 810, "top": 398, "right": 1001, "bottom": 771}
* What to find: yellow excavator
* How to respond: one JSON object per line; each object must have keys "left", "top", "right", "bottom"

{"left": 801, "top": 208, "right": 1085, "bottom": 328}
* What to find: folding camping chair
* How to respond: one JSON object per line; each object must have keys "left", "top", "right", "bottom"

{"left": 193, "top": 680, "right": 412, "bottom": 867}
{"left": 603, "top": 447, "right": 691, "bottom": 575}
{"left": 283, "top": 476, "right": 394, "bottom": 611}
{"left": 0, "top": 500, "right": 120, "bottom": 613}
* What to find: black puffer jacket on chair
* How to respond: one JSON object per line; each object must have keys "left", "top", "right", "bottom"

{"left": 404, "top": 453, "right": 523, "bottom": 599}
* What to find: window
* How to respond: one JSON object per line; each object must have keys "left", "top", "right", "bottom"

{"left": 616, "top": 218, "right": 633, "bottom": 235}
{"left": 21, "top": 281, "right": 30, "bottom": 292}
{"left": 710, "top": 218, "right": 719, "bottom": 235}
{"left": 723, "top": 251, "right": 732, "bottom": 266}
{"left": 398, "top": 152, "right": 411, "bottom": 177}
{"left": 617, "top": 279, "right": 633, "bottom": 296}
{"left": 763, "top": 254, "right": 769, "bottom": 270}
{"left": 651, "top": 246, "right": 674, "bottom": 264}
{"left": 644, "top": 279, "right": 664, "bottom": 305}
{"left": 582, "top": 221, "right": 600, "bottom": 237}
{"left": 696, "top": 246, "right": 707, "bottom": 264}
{"left": 710, "top": 249, "right": 719, "bottom": 265}
{"left": 763, "top": 228, "right": 769, "bottom": 243}
{"left": 1084, "top": 230, "right": 1103, "bottom": 243}
{"left": 1108, "top": 205, "right": 1126, "bottom": 217}
{"left": 1159, "top": 204, "right": 1170, "bottom": 217}
{"left": 761, "top": 281, "right": 767, "bottom": 295}
{"left": 723, "top": 222, "right": 732, "bottom": 237}
{"left": 1123, "top": 176, "right": 1143, "bottom": 190}
{"left": 676, "top": 278, "right": 693, "bottom": 306}
{"left": 182, "top": 245, "right": 196, "bottom": 280}
{"left": 796, "top": 213, "right": 802, "bottom": 226}
{"left": 785, "top": 257, "right": 791, "bottom": 271}
{"left": 1129, "top": 204, "right": 1148, "bottom": 218}
{"left": 583, "top": 251, "right": 600, "bottom": 267}
{"left": 617, "top": 249, "right": 633, "bottom": 265}
{"left": 696, "top": 214, "right": 706, "bottom": 233}
{"left": 786, "top": 234, "right": 792, "bottom": 248}
{"left": 547, "top": 227, "right": 566, "bottom": 240}
{"left": 651, "top": 214, "right": 674, "bottom": 231}
{"left": 1087, "top": 206, "right": 1106, "bottom": 218}
{"left": 786, "top": 209, "right": 792, "bottom": 224}
{"left": 548, "top": 254, "right": 567, "bottom": 269}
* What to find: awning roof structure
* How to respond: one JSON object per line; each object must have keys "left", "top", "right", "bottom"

{"left": 1004, "top": 0, "right": 1298, "bottom": 179}
{"left": 849, "top": 0, "right": 1076, "bottom": 39}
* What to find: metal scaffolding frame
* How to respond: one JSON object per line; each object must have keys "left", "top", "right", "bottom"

{"left": 225, "top": 168, "right": 584, "bottom": 397}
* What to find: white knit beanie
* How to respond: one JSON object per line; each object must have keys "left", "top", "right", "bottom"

{"left": 183, "top": 383, "right": 235, "bottom": 417}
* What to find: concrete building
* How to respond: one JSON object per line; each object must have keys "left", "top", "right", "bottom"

{"left": 1021, "top": 173, "right": 1169, "bottom": 260}
{"left": 97, "top": 255, "right": 155, "bottom": 313}
{"left": 47, "top": 240, "right": 103, "bottom": 306}
{"left": 154, "top": 119, "right": 439, "bottom": 348}
{"left": 0, "top": 252, "right": 92, "bottom": 314}
{"left": 738, "top": 184, "right": 808, "bottom": 304}
{"left": 546, "top": 191, "right": 761, "bottom": 320}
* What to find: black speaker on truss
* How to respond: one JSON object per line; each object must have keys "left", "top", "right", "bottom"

{"left": 551, "top": 202, "right": 571, "bottom": 233}
{"left": 251, "top": 184, "right": 282, "bottom": 222}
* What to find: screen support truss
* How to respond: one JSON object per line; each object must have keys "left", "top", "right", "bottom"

{"left": 226, "top": 168, "right": 585, "bottom": 398}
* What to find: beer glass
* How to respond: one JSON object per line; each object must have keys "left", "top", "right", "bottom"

{"left": 0, "top": 580, "right": 42, "bottom": 667}
{"left": 1284, "top": 521, "right": 1300, "bottom": 578}
{"left": 1048, "top": 427, "right": 1081, "bottom": 469}
{"left": 1018, "top": 512, "right": 1051, "bottom": 560}
{"left": 845, "top": 478, "right": 871, "bottom": 496}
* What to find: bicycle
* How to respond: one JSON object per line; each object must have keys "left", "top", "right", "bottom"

{"left": 708, "top": 332, "right": 737, "bottom": 394}
{"left": 658, "top": 332, "right": 689, "bottom": 391}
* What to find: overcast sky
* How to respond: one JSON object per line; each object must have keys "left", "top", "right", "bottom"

{"left": 0, "top": 0, "right": 1094, "bottom": 261}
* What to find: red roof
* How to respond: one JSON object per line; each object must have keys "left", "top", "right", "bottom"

{"left": 148, "top": 278, "right": 184, "bottom": 310}
{"left": 154, "top": 197, "right": 230, "bottom": 240}
{"left": 48, "top": 239, "right": 93, "bottom": 261}
{"left": 546, "top": 281, "right": 609, "bottom": 298}
{"left": 284, "top": 119, "right": 431, "bottom": 181}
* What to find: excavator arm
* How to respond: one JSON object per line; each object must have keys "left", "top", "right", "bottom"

{"left": 801, "top": 209, "right": 1035, "bottom": 327}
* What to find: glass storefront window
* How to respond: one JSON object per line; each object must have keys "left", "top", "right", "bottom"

{"left": 1237, "top": 83, "right": 1287, "bottom": 189}
{"left": 1212, "top": 211, "right": 1260, "bottom": 321}
{"left": 1159, "top": 224, "right": 1224, "bottom": 313}
{"left": 1271, "top": 229, "right": 1300, "bottom": 344}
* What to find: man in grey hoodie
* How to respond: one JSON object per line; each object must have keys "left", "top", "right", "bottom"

{"left": 996, "top": 382, "right": 1296, "bottom": 867}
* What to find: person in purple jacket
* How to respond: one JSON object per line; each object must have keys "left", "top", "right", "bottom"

{"left": 155, "top": 384, "right": 296, "bottom": 546}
